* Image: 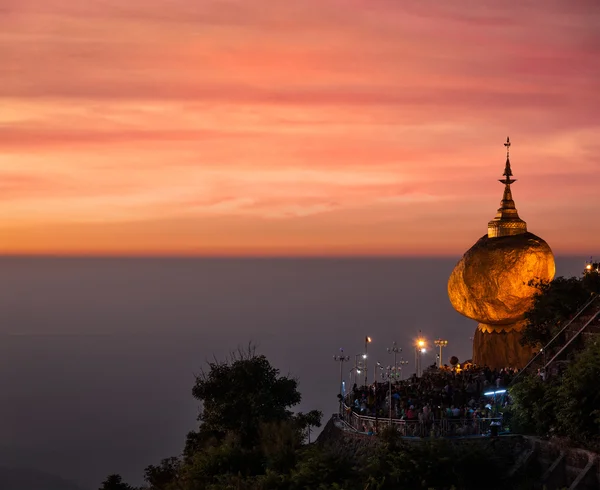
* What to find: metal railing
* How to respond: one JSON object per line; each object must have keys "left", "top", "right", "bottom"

{"left": 543, "top": 305, "right": 600, "bottom": 370}
{"left": 340, "top": 404, "right": 503, "bottom": 438}
{"left": 510, "top": 293, "right": 599, "bottom": 385}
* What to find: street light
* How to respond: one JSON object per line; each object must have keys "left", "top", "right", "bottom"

{"left": 397, "top": 358, "right": 409, "bottom": 380}
{"left": 350, "top": 354, "right": 365, "bottom": 386}
{"left": 364, "top": 336, "right": 372, "bottom": 387}
{"left": 375, "top": 361, "right": 384, "bottom": 432}
{"left": 387, "top": 341, "right": 401, "bottom": 375}
{"left": 333, "top": 348, "right": 350, "bottom": 414}
{"left": 415, "top": 332, "right": 427, "bottom": 377}
{"left": 434, "top": 339, "right": 448, "bottom": 368}
{"left": 380, "top": 364, "right": 395, "bottom": 424}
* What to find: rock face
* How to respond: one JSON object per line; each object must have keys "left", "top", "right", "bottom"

{"left": 448, "top": 232, "right": 555, "bottom": 327}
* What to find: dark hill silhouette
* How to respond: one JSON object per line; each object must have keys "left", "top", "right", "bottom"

{"left": 0, "top": 467, "right": 86, "bottom": 490}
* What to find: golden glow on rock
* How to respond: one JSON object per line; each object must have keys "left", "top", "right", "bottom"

{"left": 447, "top": 232, "right": 555, "bottom": 328}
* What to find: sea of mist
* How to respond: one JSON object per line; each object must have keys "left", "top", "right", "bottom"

{"left": 0, "top": 256, "right": 587, "bottom": 488}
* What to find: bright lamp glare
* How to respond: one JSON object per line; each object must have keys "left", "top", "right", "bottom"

{"left": 362, "top": 354, "right": 367, "bottom": 359}
{"left": 421, "top": 348, "right": 426, "bottom": 353}
{"left": 484, "top": 389, "right": 507, "bottom": 396}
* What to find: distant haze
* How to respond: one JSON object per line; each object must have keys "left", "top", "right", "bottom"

{"left": 0, "top": 256, "right": 587, "bottom": 488}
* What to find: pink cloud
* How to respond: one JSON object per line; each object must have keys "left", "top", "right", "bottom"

{"left": 0, "top": 0, "right": 598, "bottom": 254}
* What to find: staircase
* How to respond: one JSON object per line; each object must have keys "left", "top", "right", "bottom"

{"left": 511, "top": 294, "right": 600, "bottom": 384}
{"left": 543, "top": 299, "right": 600, "bottom": 372}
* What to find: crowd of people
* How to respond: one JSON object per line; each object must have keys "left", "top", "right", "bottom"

{"left": 342, "top": 362, "right": 517, "bottom": 434}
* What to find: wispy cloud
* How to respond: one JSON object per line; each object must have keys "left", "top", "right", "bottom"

{"left": 0, "top": 0, "right": 598, "bottom": 254}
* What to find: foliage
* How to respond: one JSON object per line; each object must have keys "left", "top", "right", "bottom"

{"left": 143, "top": 458, "right": 183, "bottom": 490}
{"left": 507, "top": 374, "right": 558, "bottom": 436}
{"left": 288, "top": 445, "right": 357, "bottom": 490}
{"left": 521, "top": 276, "right": 591, "bottom": 348}
{"left": 509, "top": 340, "right": 600, "bottom": 449}
{"left": 188, "top": 346, "right": 302, "bottom": 451}
{"left": 99, "top": 474, "right": 135, "bottom": 490}
{"left": 582, "top": 264, "right": 600, "bottom": 294}
{"left": 363, "top": 431, "right": 514, "bottom": 490}
{"left": 554, "top": 340, "right": 600, "bottom": 446}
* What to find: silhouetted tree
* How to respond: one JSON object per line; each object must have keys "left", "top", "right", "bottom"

{"left": 555, "top": 340, "right": 600, "bottom": 447}
{"left": 521, "top": 277, "right": 590, "bottom": 348}
{"left": 188, "top": 345, "right": 302, "bottom": 451}
{"left": 99, "top": 474, "right": 134, "bottom": 490}
{"left": 144, "top": 457, "right": 183, "bottom": 490}
{"left": 582, "top": 262, "right": 600, "bottom": 294}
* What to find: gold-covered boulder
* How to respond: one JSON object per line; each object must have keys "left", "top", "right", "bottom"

{"left": 448, "top": 232, "right": 555, "bottom": 327}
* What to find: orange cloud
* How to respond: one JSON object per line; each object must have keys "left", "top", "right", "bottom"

{"left": 0, "top": 0, "right": 599, "bottom": 255}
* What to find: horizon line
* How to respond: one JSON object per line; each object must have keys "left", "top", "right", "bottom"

{"left": 0, "top": 252, "right": 594, "bottom": 260}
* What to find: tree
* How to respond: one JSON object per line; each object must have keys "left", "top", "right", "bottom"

{"left": 507, "top": 374, "right": 559, "bottom": 437}
{"left": 509, "top": 340, "right": 600, "bottom": 449}
{"left": 582, "top": 262, "right": 600, "bottom": 294}
{"left": 521, "top": 277, "right": 590, "bottom": 348}
{"left": 188, "top": 346, "right": 302, "bottom": 451}
{"left": 555, "top": 340, "right": 600, "bottom": 447}
{"left": 99, "top": 474, "right": 135, "bottom": 490}
{"left": 144, "top": 457, "right": 183, "bottom": 490}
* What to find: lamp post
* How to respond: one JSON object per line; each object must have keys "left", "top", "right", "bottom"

{"left": 375, "top": 362, "right": 384, "bottom": 432}
{"left": 333, "top": 349, "right": 350, "bottom": 414}
{"left": 350, "top": 354, "right": 365, "bottom": 386}
{"left": 398, "top": 358, "right": 409, "bottom": 380}
{"left": 415, "top": 332, "right": 426, "bottom": 377}
{"left": 387, "top": 341, "right": 401, "bottom": 374}
{"left": 381, "top": 365, "right": 399, "bottom": 424}
{"left": 434, "top": 339, "right": 448, "bottom": 368}
{"left": 364, "top": 336, "right": 372, "bottom": 387}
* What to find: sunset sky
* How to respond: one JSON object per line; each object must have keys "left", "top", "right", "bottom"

{"left": 1, "top": 0, "right": 599, "bottom": 256}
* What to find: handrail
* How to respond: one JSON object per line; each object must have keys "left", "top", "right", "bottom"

{"left": 340, "top": 403, "right": 503, "bottom": 438}
{"left": 510, "top": 293, "right": 599, "bottom": 385}
{"left": 543, "top": 306, "right": 600, "bottom": 369}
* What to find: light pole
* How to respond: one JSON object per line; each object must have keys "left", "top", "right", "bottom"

{"left": 381, "top": 365, "right": 399, "bottom": 424}
{"left": 387, "top": 341, "right": 401, "bottom": 374}
{"left": 350, "top": 354, "right": 365, "bottom": 386}
{"left": 398, "top": 358, "right": 409, "bottom": 380}
{"left": 375, "top": 362, "right": 384, "bottom": 432}
{"left": 364, "top": 336, "right": 372, "bottom": 387}
{"left": 333, "top": 349, "right": 350, "bottom": 414}
{"left": 434, "top": 339, "right": 448, "bottom": 368}
{"left": 415, "top": 333, "right": 426, "bottom": 377}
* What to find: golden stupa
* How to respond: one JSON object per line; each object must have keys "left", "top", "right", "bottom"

{"left": 447, "top": 138, "right": 555, "bottom": 368}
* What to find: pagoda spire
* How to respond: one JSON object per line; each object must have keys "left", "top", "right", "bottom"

{"left": 487, "top": 136, "right": 527, "bottom": 238}
{"left": 500, "top": 137, "right": 515, "bottom": 185}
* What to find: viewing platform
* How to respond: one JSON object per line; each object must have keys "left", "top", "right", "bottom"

{"left": 337, "top": 405, "right": 504, "bottom": 438}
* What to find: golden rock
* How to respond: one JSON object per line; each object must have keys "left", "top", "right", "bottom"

{"left": 448, "top": 232, "right": 555, "bottom": 327}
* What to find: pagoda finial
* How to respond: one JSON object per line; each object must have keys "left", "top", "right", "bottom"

{"left": 500, "top": 136, "right": 515, "bottom": 185}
